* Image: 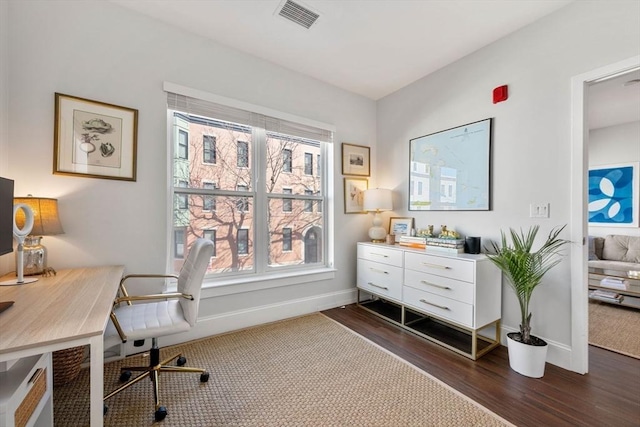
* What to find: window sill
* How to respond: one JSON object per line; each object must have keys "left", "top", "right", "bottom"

{"left": 167, "top": 267, "right": 336, "bottom": 298}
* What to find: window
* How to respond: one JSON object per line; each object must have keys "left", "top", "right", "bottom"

{"left": 282, "top": 188, "right": 292, "bottom": 212}
{"left": 304, "top": 190, "right": 313, "bottom": 212}
{"left": 176, "top": 180, "right": 188, "bottom": 209}
{"left": 178, "top": 130, "right": 188, "bottom": 159}
{"left": 283, "top": 227, "right": 292, "bottom": 251}
{"left": 203, "top": 229, "right": 216, "bottom": 257}
{"left": 203, "top": 135, "right": 216, "bottom": 164}
{"left": 237, "top": 141, "right": 249, "bottom": 168}
{"left": 237, "top": 229, "right": 249, "bottom": 255}
{"left": 304, "top": 152, "right": 313, "bottom": 175}
{"left": 237, "top": 185, "right": 249, "bottom": 212}
{"left": 203, "top": 182, "right": 217, "bottom": 211}
{"left": 174, "top": 228, "right": 185, "bottom": 259}
{"left": 168, "top": 89, "right": 333, "bottom": 279}
{"left": 283, "top": 149, "right": 292, "bottom": 173}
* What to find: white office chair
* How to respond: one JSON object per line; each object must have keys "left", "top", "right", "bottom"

{"left": 103, "top": 238, "right": 214, "bottom": 422}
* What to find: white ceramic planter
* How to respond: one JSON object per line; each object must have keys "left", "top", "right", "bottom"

{"left": 506, "top": 333, "right": 548, "bottom": 378}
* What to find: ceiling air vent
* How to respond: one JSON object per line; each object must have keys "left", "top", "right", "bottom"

{"left": 277, "top": 0, "right": 319, "bottom": 29}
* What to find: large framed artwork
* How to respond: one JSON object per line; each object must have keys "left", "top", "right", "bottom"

{"left": 409, "top": 118, "right": 492, "bottom": 211}
{"left": 588, "top": 162, "right": 639, "bottom": 227}
{"left": 54, "top": 93, "right": 138, "bottom": 181}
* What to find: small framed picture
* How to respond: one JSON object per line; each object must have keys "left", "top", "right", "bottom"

{"left": 342, "top": 143, "right": 370, "bottom": 177}
{"left": 54, "top": 93, "right": 138, "bottom": 181}
{"left": 389, "top": 217, "right": 414, "bottom": 236}
{"left": 344, "top": 178, "right": 368, "bottom": 214}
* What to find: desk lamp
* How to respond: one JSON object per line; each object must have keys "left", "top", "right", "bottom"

{"left": 363, "top": 188, "right": 392, "bottom": 242}
{"left": 13, "top": 196, "right": 64, "bottom": 276}
{"left": 0, "top": 203, "right": 38, "bottom": 285}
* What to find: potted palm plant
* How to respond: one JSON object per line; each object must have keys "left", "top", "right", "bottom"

{"left": 485, "top": 224, "right": 569, "bottom": 378}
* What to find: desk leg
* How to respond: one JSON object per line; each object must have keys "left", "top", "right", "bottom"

{"left": 89, "top": 335, "right": 104, "bottom": 427}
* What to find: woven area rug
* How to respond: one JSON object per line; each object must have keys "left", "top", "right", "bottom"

{"left": 53, "top": 313, "right": 512, "bottom": 426}
{"left": 589, "top": 300, "right": 640, "bottom": 359}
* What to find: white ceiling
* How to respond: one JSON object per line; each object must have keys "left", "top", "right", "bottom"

{"left": 111, "top": 0, "right": 638, "bottom": 129}
{"left": 110, "top": 0, "right": 573, "bottom": 100}
{"left": 588, "top": 68, "right": 640, "bottom": 130}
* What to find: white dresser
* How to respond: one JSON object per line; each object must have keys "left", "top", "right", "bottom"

{"left": 356, "top": 242, "right": 502, "bottom": 359}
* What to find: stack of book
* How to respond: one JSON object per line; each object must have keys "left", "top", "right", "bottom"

{"left": 589, "top": 289, "right": 624, "bottom": 304}
{"left": 599, "top": 276, "right": 630, "bottom": 290}
{"left": 398, "top": 236, "right": 427, "bottom": 248}
{"left": 425, "top": 237, "right": 465, "bottom": 254}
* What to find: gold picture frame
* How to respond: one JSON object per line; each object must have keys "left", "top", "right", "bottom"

{"left": 54, "top": 93, "right": 138, "bottom": 181}
{"left": 342, "top": 143, "right": 370, "bottom": 177}
{"left": 344, "top": 178, "right": 368, "bottom": 214}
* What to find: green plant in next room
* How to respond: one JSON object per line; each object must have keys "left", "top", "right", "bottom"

{"left": 485, "top": 224, "right": 569, "bottom": 345}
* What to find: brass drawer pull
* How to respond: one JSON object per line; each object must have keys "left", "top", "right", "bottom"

{"left": 370, "top": 252, "right": 389, "bottom": 258}
{"left": 421, "top": 262, "right": 451, "bottom": 270}
{"left": 419, "top": 299, "right": 450, "bottom": 310}
{"left": 368, "top": 282, "right": 389, "bottom": 290}
{"left": 370, "top": 267, "right": 389, "bottom": 274}
{"left": 421, "top": 280, "right": 451, "bottom": 290}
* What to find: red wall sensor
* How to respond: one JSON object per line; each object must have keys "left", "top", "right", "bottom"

{"left": 493, "top": 85, "right": 508, "bottom": 104}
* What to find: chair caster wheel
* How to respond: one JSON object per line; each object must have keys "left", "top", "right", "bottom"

{"left": 200, "top": 372, "right": 210, "bottom": 382}
{"left": 177, "top": 356, "right": 187, "bottom": 366}
{"left": 104, "top": 404, "right": 108, "bottom": 416}
{"left": 119, "top": 370, "right": 132, "bottom": 382}
{"left": 155, "top": 406, "right": 168, "bottom": 421}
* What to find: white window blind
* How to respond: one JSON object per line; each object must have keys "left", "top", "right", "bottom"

{"left": 166, "top": 89, "right": 333, "bottom": 143}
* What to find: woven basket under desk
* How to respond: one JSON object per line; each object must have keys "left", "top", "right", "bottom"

{"left": 52, "top": 346, "right": 85, "bottom": 386}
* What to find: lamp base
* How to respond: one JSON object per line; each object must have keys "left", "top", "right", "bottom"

{"left": 370, "top": 239, "right": 385, "bottom": 243}
{"left": 17, "top": 236, "right": 46, "bottom": 276}
{"left": 0, "top": 277, "right": 38, "bottom": 286}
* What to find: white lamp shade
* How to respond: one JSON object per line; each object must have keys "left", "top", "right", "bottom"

{"left": 363, "top": 188, "right": 392, "bottom": 212}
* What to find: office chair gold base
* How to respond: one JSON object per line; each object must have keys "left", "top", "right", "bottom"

{"left": 103, "top": 345, "right": 209, "bottom": 421}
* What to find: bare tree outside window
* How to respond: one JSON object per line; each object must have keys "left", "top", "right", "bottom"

{"left": 170, "top": 111, "right": 326, "bottom": 276}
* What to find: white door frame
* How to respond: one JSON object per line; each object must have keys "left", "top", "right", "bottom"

{"left": 569, "top": 55, "right": 640, "bottom": 374}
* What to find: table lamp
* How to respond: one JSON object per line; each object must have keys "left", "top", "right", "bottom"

{"left": 363, "top": 188, "right": 392, "bottom": 242}
{"left": 13, "top": 195, "right": 64, "bottom": 276}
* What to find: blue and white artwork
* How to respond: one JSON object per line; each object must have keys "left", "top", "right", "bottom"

{"left": 588, "top": 162, "right": 639, "bottom": 227}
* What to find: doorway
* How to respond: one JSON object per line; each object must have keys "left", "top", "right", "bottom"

{"left": 570, "top": 55, "right": 640, "bottom": 374}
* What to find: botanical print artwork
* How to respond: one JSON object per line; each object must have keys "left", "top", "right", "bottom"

{"left": 344, "top": 178, "right": 367, "bottom": 213}
{"left": 72, "top": 110, "right": 122, "bottom": 168}
{"left": 589, "top": 163, "right": 638, "bottom": 226}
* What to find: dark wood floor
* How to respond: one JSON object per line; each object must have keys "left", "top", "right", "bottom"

{"left": 322, "top": 304, "right": 640, "bottom": 427}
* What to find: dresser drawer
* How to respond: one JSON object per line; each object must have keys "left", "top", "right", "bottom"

{"left": 357, "top": 244, "right": 403, "bottom": 267}
{"left": 403, "top": 286, "right": 473, "bottom": 327}
{"left": 357, "top": 259, "right": 402, "bottom": 301}
{"left": 405, "top": 252, "right": 474, "bottom": 283}
{"left": 404, "top": 269, "right": 474, "bottom": 304}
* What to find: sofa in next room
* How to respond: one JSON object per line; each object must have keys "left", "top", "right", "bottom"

{"left": 588, "top": 234, "right": 640, "bottom": 271}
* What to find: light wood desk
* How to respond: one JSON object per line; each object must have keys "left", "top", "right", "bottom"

{"left": 0, "top": 266, "right": 124, "bottom": 426}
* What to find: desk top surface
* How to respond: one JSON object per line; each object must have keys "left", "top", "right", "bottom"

{"left": 0, "top": 265, "right": 124, "bottom": 355}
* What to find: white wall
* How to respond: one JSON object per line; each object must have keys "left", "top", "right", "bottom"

{"left": 588, "top": 121, "right": 640, "bottom": 237}
{"left": 376, "top": 0, "right": 640, "bottom": 368}
{"left": 4, "top": 1, "right": 375, "bottom": 334}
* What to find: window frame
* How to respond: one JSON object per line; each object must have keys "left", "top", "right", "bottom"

{"left": 282, "top": 227, "right": 292, "bottom": 252}
{"left": 237, "top": 140, "right": 249, "bottom": 168}
{"left": 203, "top": 134, "right": 216, "bottom": 164}
{"left": 304, "top": 152, "right": 313, "bottom": 175}
{"left": 166, "top": 84, "right": 335, "bottom": 289}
